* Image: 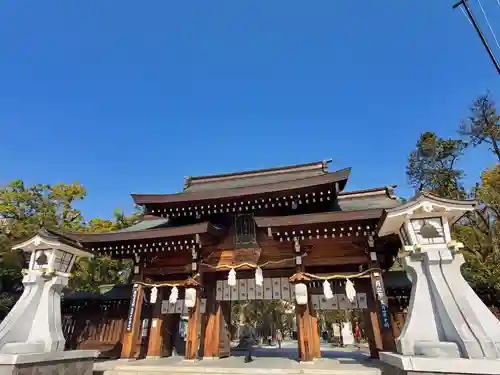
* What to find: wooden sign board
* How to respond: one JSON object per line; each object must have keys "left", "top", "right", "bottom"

{"left": 238, "top": 279, "right": 248, "bottom": 300}
{"left": 337, "top": 294, "right": 349, "bottom": 310}
{"left": 222, "top": 280, "right": 231, "bottom": 301}
{"left": 216, "top": 280, "right": 223, "bottom": 301}
{"left": 230, "top": 282, "right": 239, "bottom": 301}
{"left": 272, "top": 278, "right": 282, "bottom": 300}
{"left": 263, "top": 278, "right": 273, "bottom": 300}
{"left": 161, "top": 299, "right": 207, "bottom": 315}
{"left": 311, "top": 294, "right": 321, "bottom": 310}
{"left": 357, "top": 293, "right": 368, "bottom": 309}
{"left": 255, "top": 284, "right": 264, "bottom": 299}
{"left": 231, "top": 248, "right": 261, "bottom": 264}
{"left": 247, "top": 279, "right": 256, "bottom": 300}
{"left": 280, "top": 278, "right": 291, "bottom": 300}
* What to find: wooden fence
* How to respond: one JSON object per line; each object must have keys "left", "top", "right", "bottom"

{"left": 62, "top": 299, "right": 145, "bottom": 358}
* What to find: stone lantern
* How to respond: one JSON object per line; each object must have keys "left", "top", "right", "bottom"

{"left": 377, "top": 192, "right": 500, "bottom": 375}
{"left": 0, "top": 230, "right": 97, "bottom": 374}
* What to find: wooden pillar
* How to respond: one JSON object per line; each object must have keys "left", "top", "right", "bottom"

{"left": 296, "top": 301, "right": 314, "bottom": 362}
{"left": 369, "top": 269, "right": 396, "bottom": 352}
{"left": 200, "top": 281, "right": 228, "bottom": 359}
{"left": 146, "top": 288, "right": 163, "bottom": 359}
{"left": 309, "top": 299, "right": 321, "bottom": 359}
{"left": 362, "top": 278, "right": 383, "bottom": 358}
{"left": 185, "top": 243, "right": 202, "bottom": 360}
{"left": 184, "top": 289, "right": 201, "bottom": 360}
{"left": 121, "top": 283, "right": 144, "bottom": 358}
{"left": 362, "top": 270, "right": 396, "bottom": 358}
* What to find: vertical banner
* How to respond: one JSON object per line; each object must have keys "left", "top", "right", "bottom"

{"left": 372, "top": 272, "right": 391, "bottom": 329}
{"left": 126, "top": 284, "right": 139, "bottom": 332}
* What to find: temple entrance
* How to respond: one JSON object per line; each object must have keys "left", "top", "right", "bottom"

{"left": 207, "top": 276, "right": 372, "bottom": 360}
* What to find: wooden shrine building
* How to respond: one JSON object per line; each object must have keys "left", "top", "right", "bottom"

{"left": 64, "top": 160, "right": 402, "bottom": 361}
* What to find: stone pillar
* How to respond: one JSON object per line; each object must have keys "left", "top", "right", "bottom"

{"left": 146, "top": 288, "right": 163, "bottom": 359}
{"left": 0, "top": 272, "right": 66, "bottom": 354}
{"left": 121, "top": 284, "right": 144, "bottom": 359}
{"left": 395, "top": 247, "right": 500, "bottom": 359}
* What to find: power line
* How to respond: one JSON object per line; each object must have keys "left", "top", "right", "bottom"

{"left": 476, "top": 0, "right": 500, "bottom": 52}
{"left": 453, "top": 0, "right": 500, "bottom": 75}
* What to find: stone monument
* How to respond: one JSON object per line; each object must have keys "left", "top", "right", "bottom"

{"left": 377, "top": 192, "right": 500, "bottom": 375}
{"left": 0, "top": 229, "right": 98, "bottom": 375}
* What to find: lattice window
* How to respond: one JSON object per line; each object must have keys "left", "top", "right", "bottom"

{"left": 233, "top": 214, "right": 257, "bottom": 248}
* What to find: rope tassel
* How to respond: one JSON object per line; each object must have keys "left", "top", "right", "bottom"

{"left": 345, "top": 279, "right": 357, "bottom": 302}
{"left": 150, "top": 286, "right": 158, "bottom": 304}
{"left": 255, "top": 267, "right": 264, "bottom": 287}
{"left": 169, "top": 286, "right": 178, "bottom": 304}
{"left": 323, "top": 280, "right": 334, "bottom": 300}
{"left": 228, "top": 268, "right": 237, "bottom": 287}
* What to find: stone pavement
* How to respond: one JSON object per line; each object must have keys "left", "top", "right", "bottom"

{"left": 94, "top": 342, "right": 383, "bottom": 375}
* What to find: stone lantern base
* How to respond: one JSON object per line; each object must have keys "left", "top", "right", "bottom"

{"left": 381, "top": 351, "right": 500, "bottom": 375}
{"left": 0, "top": 350, "right": 97, "bottom": 375}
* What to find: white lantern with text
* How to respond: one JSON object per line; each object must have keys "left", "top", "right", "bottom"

{"left": 185, "top": 287, "right": 197, "bottom": 308}
{"left": 295, "top": 283, "right": 308, "bottom": 305}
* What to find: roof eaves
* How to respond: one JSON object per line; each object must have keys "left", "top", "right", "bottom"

{"left": 131, "top": 167, "right": 351, "bottom": 205}
{"left": 64, "top": 222, "right": 218, "bottom": 243}
{"left": 254, "top": 208, "right": 383, "bottom": 228}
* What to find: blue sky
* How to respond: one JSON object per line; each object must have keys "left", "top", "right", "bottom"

{"left": 1, "top": 1, "right": 499, "bottom": 220}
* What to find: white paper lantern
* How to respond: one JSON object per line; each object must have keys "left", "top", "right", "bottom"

{"left": 255, "top": 267, "right": 264, "bottom": 287}
{"left": 150, "top": 286, "right": 158, "bottom": 304}
{"left": 345, "top": 279, "right": 356, "bottom": 303}
{"left": 169, "top": 286, "right": 178, "bottom": 304}
{"left": 323, "top": 280, "right": 333, "bottom": 300}
{"left": 228, "top": 268, "right": 237, "bottom": 287}
{"left": 295, "top": 283, "right": 308, "bottom": 305}
{"left": 185, "top": 287, "right": 197, "bottom": 308}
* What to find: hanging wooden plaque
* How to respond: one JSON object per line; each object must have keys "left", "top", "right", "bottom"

{"left": 263, "top": 278, "right": 273, "bottom": 300}
{"left": 247, "top": 278, "right": 256, "bottom": 300}
{"left": 272, "top": 278, "right": 282, "bottom": 300}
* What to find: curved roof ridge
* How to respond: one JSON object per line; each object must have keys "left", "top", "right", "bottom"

{"left": 132, "top": 167, "right": 351, "bottom": 205}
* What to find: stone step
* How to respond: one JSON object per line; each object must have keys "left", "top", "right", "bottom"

{"left": 98, "top": 365, "right": 382, "bottom": 375}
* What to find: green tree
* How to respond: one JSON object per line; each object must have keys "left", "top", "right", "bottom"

{"left": 457, "top": 165, "right": 500, "bottom": 297}
{"left": 460, "top": 93, "right": 500, "bottom": 162}
{"left": 0, "top": 179, "right": 139, "bottom": 303}
{"left": 407, "top": 132, "right": 467, "bottom": 199}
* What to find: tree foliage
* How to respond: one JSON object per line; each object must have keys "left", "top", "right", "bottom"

{"left": 407, "top": 94, "right": 500, "bottom": 303}
{"left": 0, "top": 179, "right": 140, "bottom": 307}
{"left": 407, "top": 132, "right": 467, "bottom": 199}
{"left": 460, "top": 93, "right": 500, "bottom": 162}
